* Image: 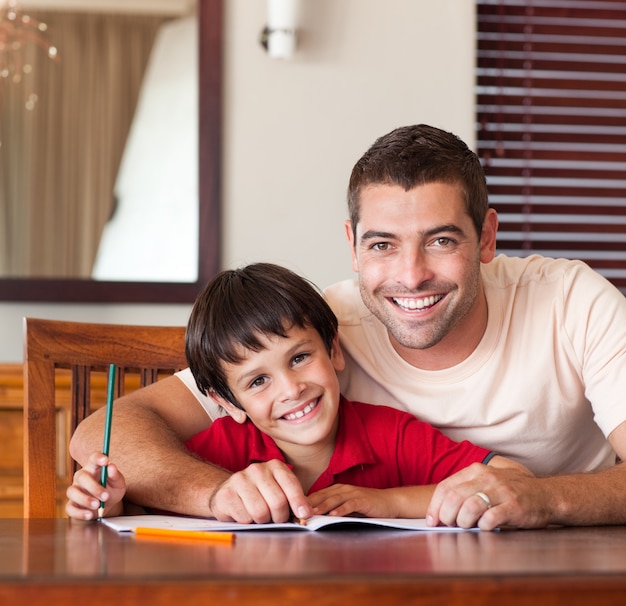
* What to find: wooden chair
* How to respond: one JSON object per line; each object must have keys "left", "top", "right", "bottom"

{"left": 23, "top": 317, "right": 187, "bottom": 518}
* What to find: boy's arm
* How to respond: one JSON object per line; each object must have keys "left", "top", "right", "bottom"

{"left": 308, "top": 483, "right": 436, "bottom": 519}
{"left": 307, "top": 455, "right": 531, "bottom": 525}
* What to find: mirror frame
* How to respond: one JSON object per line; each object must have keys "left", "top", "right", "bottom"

{"left": 1, "top": 0, "right": 221, "bottom": 303}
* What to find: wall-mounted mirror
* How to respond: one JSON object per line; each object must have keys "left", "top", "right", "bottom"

{"left": 0, "top": 0, "right": 221, "bottom": 302}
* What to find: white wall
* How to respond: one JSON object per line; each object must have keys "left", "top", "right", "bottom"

{"left": 0, "top": 0, "right": 476, "bottom": 362}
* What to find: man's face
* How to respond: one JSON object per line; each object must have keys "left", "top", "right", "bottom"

{"left": 345, "top": 182, "right": 496, "bottom": 368}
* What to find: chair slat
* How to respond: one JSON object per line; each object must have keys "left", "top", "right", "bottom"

{"left": 23, "top": 317, "right": 187, "bottom": 518}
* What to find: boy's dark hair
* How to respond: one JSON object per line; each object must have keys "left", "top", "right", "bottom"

{"left": 347, "top": 124, "right": 489, "bottom": 241}
{"left": 185, "top": 263, "right": 338, "bottom": 408}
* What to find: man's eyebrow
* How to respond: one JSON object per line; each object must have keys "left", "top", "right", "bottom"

{"left": 424, "top": 224, "right": 465, "bottom": 238}
{"left": 360, "top": 225, "right": 465, "bottom": 242}
{"left": 360, "top": 230, "right": 395, "bottom": 242}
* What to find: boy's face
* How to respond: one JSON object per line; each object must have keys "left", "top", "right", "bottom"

{"left": 217, "top": 325, "right": 345, "bottom": 459}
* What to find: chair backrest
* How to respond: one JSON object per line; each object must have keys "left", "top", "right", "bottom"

{"left": 23, "top": 317, "right": 187, "bottom": 518}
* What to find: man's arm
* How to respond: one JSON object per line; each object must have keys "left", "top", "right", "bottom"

{"left": 427, "top": 421, "right": 626, "bottom": 530}
{"left": 69, "top": 376, "right": 229, "bottom": 516}
{"left": 69, "top": 375, "right": 313, "bottom": 520}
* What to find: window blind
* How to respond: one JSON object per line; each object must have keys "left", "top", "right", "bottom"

{"left": 476, "top": 0, "right": 626, "bottom": 294}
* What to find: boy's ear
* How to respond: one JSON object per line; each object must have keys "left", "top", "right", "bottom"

{"left": 330, "top": 333, "right": 345, "bottom": 373}
{"left": 209, "top": 389, "right": 247, "bottom": 424}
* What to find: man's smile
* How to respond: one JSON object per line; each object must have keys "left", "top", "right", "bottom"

{"left": 392, "top": 294, "right": 445, "bottom": 311}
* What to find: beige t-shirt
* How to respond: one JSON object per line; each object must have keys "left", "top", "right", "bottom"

{"left": 177, "top": 254, "right": 626, "bottom": 476}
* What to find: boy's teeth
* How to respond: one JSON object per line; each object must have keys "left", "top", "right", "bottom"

{"left": 393, "top": 294, "right": 443, "bottom": 310}
{"left": 284, "top": 401, "right": 316, "bottom": 420}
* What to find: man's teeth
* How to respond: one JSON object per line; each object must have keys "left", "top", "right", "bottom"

{"left": 284, "top": 401, "right": 317, "bottom": 420}
{"left": 393, "top": 294, "right": 444, "bottom": 310}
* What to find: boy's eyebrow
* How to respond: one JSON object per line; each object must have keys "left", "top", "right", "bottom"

{"left": 232, "top": 368, "right": 262, "bottom": 389}
{"left": 230, "top": 359, "right": 268, "bottom": 389}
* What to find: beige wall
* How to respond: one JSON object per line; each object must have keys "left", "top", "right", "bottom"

{"left": 0, "top": 0, "right": 476, "bottom": 362}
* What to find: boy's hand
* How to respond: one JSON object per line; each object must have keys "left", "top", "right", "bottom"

{"left": 308, "top": 484, "right": 401, "bottom": 518}
{"left": 65, "top": 452, "right": 126, "bottom": 520}
{"left": 208, "top": 459, "right": 312, "bottom": 524}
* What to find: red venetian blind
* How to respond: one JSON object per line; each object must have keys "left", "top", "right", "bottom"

{"left": 476, "top": 0, "right": 626, "bottom": 294}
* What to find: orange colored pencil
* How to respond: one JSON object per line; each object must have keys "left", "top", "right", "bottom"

{"left": 133, "top": 527, "right": 235, "bottom": 543}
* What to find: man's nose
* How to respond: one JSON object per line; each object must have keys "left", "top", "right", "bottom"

{"left": 395, "top": 246, "right": 434, "bottom": 290}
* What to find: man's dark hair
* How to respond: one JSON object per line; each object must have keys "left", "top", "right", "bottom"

{"left": 347, "top": 124, "right": 489, "bottom": 240}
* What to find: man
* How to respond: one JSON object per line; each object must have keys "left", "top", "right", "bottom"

{"left": 70, "top": 124, "right": 626, "bottom": 530}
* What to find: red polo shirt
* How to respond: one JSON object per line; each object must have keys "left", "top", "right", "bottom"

{"left": 185, "top": 397, "right": 492, "bottom": 493}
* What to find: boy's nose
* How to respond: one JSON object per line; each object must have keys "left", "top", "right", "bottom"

{"left": 278, "top": 372, "right": 306, "bottom": 401}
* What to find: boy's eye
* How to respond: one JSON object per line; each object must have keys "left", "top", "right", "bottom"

{"left": 292, "top": 352, "right": 309, "bottom": 365}
{"left": 250, "top": 376, "right": 267, "bottom": 389}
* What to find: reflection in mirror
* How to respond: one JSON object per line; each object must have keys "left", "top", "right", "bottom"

{"left": 0, "top": 0, "right": 221, "bottom": 302}
{"left": 92, "top": 15, "right": 198, "bottom": 283}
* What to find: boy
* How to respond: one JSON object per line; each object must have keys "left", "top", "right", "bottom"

{"left": 67, "top": 263, "right": 529, "bottom": 526}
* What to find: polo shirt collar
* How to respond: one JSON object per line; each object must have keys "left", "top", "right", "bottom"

{"left": 326, "top": 396, "right": 377, "bottom": 474}
{"left": 245, "top": 396, "right": 377, "bottom": 477}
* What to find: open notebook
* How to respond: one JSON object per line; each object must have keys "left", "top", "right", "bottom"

{"left": 102, "top": 513, "right": 476, "bottom": 533}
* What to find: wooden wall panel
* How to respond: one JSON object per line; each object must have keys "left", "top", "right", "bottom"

{"left": 0, "top": 364, "right": 138, "bottom": 517}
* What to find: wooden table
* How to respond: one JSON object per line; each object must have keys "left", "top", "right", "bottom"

{"left": 1, "top": 518, "right": 626, "bottom": 605}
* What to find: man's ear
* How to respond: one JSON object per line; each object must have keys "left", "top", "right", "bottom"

{"left": 209, "top": 389, "right": 247, "bottom": 424}
{"left": 479, "top": 208, "right": 498, "bottom": 263}
{"left": 344, "top": 219, "right": 359, "bottom": 272}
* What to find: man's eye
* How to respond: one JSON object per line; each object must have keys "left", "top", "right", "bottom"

{"left": 433, "top": 237, "right": 453, "bottom": 247}
{"left": 372, "top": 242, "right": 390, "bottom": 251}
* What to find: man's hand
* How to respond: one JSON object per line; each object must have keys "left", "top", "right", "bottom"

{"left": 208, "top": 460, "right": 312, "bottom": 524}
{"left": 426, "top": 462, "right": 548, "bottom": 530}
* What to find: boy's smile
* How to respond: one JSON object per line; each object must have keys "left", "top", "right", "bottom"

{"left": 282, "top": 397, "right": 320, "bottom": 421}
